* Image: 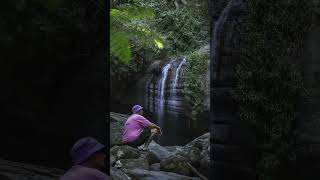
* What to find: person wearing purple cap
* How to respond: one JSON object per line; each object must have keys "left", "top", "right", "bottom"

{"left": 122, "top": 105, "right": 162, "bottom": 150}
{"left": 60, "top": 137, "right": 110, "bottom": 180}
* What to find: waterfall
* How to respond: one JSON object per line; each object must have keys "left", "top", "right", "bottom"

{"left": 172, "top": 58, "right": 186, "bottom": 92}
{"left": 158, "top": 61, "right": 172, "bottom": 115}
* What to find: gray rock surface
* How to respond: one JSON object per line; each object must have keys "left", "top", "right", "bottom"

{"left": 139, "top": 150, "right": 160, "bottom": 165}
{"left": 116, "top": 158, "right": 149, "bottom": 170}
{"left": 123, "top": 169, "right": 201, "bottom": 180}
{"left": 110, "top": 145, "right": 140, "bottom": 161}
{"left": 149, "top": 163, "right": 160, "bottom": 171}
{"left": 110, "top": 167, "right": 132, "bottom": 180}
{"left": 110, "top": 112, "right": 129, "bottom": 147}
{"left": 147, "top": 141, "right": 174, "bottom": 161}
{"left": 160, "top": 155, "right": 192, "bottom": 176}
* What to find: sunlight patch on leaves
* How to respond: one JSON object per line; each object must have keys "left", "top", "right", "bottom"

{"left": 154, "top": 39, "right": 164, "bottom": 49}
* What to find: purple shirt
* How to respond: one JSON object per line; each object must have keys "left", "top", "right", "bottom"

{"left": 122, "top": 114, "right": 152, "bottom": 143}
{"left": 60, "top": 165, "right": 110, "bottom": 180}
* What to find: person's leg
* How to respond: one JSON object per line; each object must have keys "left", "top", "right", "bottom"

{"left": 125, "top": 128, "right": 157, "bottom": 149}
{"left": 129, "top": 128, "right": 151, "bottom": 148}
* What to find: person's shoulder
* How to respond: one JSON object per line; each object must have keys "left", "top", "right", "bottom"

{"left": 133, "top": 114, "right": 147, "bottom": 119}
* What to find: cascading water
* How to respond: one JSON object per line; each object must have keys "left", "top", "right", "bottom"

{"left": 153, "top": 59, "right": 188, "bottom": 144}
{"left": 172, "top": 58, "right": 186, "bottom": 92}
{"left": 157, "top": 62, "right": 172, "bottom": 118}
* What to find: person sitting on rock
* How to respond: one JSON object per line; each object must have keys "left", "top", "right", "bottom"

{"left": 122, "top": 105, "right": 162, "bottom": 150}
{"left": 60, "top": 137, "right": 110, "bottom": 180}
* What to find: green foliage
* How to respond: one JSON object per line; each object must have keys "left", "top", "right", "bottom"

{"left": 134, "top": 0, "right": 209, "bottom": 56}
{"left": 233, "top": 0, "right": 318, "bottom": 179}
{"left": 110, "top": 3, "right": 164, "bottom": 64}
{"left": 184, "top": 51, "right": 209, "bottom": 118}
{"left": 110, "top": 30, "right": 131, "bottom": 64}
{"left": 110, "top": 0, "right": 208, "bottom": 95}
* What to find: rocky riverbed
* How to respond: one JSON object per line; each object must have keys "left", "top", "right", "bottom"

{"left": 110, "top": 112, "right": 210, "bottom": 180}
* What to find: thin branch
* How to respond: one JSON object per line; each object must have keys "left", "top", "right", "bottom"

{"left": 186, "top": 161, "right": 209, "bottom": 180}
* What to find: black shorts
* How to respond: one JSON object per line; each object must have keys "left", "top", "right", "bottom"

{"left": 125, "top": 128, "right": 151, "bottom": 148}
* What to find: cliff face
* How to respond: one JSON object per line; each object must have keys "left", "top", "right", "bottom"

{"left": 210, "top": 0, "right": 320, "bottom": 179}
{"left": 209, "top": 0, "right": 256, "bottom": 179}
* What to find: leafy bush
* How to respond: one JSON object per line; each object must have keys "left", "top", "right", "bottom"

{"left": 184, "top": 51, "right": 209, "bottom": 118}
{"left": 110, "top": 3, "right": 164, "bottom": 64}
{"left": 134, "top": 0, "right": 209, "bottom": 56}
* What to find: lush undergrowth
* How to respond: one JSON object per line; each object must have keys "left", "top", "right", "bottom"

{"left": 184, "top": 50, "right": 209, "bottom": 119}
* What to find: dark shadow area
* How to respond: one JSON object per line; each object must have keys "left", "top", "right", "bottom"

{"left": 0, "top": 0, "right": 108, "bottom": 171}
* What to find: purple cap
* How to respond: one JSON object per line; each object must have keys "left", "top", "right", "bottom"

{"left": 70, "top": 137, "right": 105, "bottom": 165}
{"left": 132, "top": 105, "right": 143, "bottom": 114}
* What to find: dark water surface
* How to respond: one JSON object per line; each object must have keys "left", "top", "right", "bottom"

{"left": 153, "top": 111, "right": 209, "bottom": 146}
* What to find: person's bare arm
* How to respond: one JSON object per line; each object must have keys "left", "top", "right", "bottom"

{"left": 148, "top": 123, "right": 162, "bottom": 135}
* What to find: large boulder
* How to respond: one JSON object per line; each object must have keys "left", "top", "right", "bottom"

{"left": 186, "top": 133, "right": 210, "bottom": 151}
{"left": 0, "top": 159, "right": 65, "bottom": 180}
{"left": 110, "top": 112, "right": 129, "bottom": 147}
{"left": 164, "top": 133, "right": 210, "bottom": 177}
{"left": 123, "top": 169, "right": 201, "bottom": 180}
{"left": 147, "top": 141, "right": 174, "bottom": 161}
{"left": 139, "top": 150, "right": 160, "bottom": 165}
{"left": 160, "top": 155, "right": 192, "bottom": 176}
{"left": 110, "top": 145, "right": 140, "bottom": 161}
{"left": 185, "top": 133, "right": 210, "bottom": 176}
{"left": 115, "top": 158, "right": 149, "bottom": 170}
